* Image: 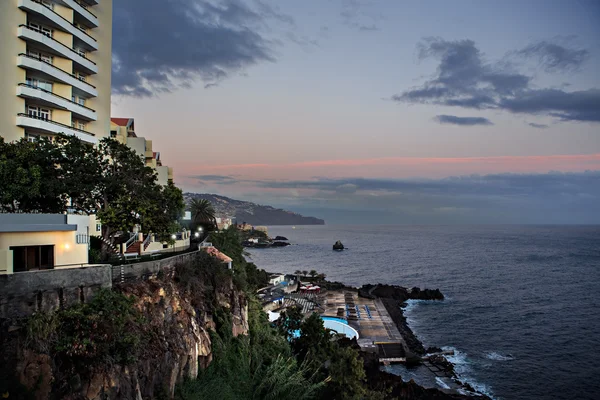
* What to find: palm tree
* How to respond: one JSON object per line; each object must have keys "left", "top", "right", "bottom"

{"left": 190, "top": 198, "right": 216, "bottom": 230}
{"left": 309, "top": 270, "right": 317, "bottom": 280}
{"left": 302, "top": 270, "right": 308, "bottom": 278}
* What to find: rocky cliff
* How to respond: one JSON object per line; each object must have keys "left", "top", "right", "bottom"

{"left": 0, "top": 255, "right": 248, "bottom": 400}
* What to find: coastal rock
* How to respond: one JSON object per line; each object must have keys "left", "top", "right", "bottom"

{"left": 360, "top": 347, "right": 482, "bottom": 399}
{"left": 270, "top": 241, "right": 290, "bottom": 247}
{"left": 273, "top": 236, "right": 288, "bottom": 241}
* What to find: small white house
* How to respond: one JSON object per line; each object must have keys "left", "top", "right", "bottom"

{"left": 269, "top": 273, "right": 285, "bottom": 286}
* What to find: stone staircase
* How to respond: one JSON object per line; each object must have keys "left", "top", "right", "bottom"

{"left": 127, "top": 241, "right": 141, "bottom": 254}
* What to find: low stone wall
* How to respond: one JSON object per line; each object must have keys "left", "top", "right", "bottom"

{"left": 0, "top": 251, "right": 206, "bottom": 319}
{"left": 0, "top": 265, "right": 112, "bottom": 319}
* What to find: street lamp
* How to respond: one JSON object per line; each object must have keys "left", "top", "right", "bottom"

{"left": 194, "top": 232, "right": 200, "bottom": 238}
{"left": 197, "top": 226, "right": 203, "bottom": 232}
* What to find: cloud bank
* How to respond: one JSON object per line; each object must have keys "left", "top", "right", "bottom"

{"left": 393, "top": 38, "right": 599, "bottom": 123}
{"left": 112, "top": 0, "right": 281, "bottom": 97}
{"left": 190, "top": 171, "right": 600, "bottom": 224}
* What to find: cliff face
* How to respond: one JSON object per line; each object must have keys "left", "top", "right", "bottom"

{"left": 2, "top": 267, "right": 248, "bottom": 400}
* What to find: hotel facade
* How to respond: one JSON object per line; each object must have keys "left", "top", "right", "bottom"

{"left": 109, "top": 117, "right": 175, "bottom": 186}
{"left": 0, "top": 0, "right": 113, "bottom": 144}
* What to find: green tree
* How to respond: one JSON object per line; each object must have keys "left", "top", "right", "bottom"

{"left": 0, "top": 137, "right": 65, "bottom": 212}
{"left": 189, "top": 198, "right": 216, "bottom": 230}
{"left": 0, "top": 135, "right": 184, "bottom": 251}
{"left": 309, "top": 270, "right": 318, "bottom": 280}
{"left": 277, "top": 305, "right": 303, "bottom": 341}
{"left": 293, "top": 313, "right": 333, "bottom": 364}
{"left": 324, "top": 345, "right": 367, "bottom": 400}
{"left": 139, "top": 181, "right": 184, "bottom": 242}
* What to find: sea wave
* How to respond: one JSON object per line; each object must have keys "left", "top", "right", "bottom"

{"left": 485, "top": 351, "right": 515, "bottom": 361}
{"left": 442, "top": 347, "right": 496, "bottom": 399}
{"left": 435, "top": 377, "right": 450, "bottom": 389}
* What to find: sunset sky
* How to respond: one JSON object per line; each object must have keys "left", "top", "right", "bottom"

{"left": 111, "top": 0, "right": 600, "bottom": 223}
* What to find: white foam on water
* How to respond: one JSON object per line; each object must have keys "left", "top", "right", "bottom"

{"left": 485, "top": 351, "right": 515, "bottom": 361}
{"left": 435, "top": 377, "right": 451, "bottom": 389}
{"left": 442, "top": 347, "right": 497, "bottom": 399}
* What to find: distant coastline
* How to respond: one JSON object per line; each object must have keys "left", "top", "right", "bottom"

{"left": 184, "top": 192, "right": 325, "bottom": 226}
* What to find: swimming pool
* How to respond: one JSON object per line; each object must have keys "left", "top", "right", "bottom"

{"left": 289, "top": 315, "right": 359, "bottom": 339}
{"left": 321, "top": 316, "right": 359, "bottom": 339}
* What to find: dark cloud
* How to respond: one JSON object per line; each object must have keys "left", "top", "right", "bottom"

{"left": 515, "top": 39, "right": 589, "bottom": 72}
{"left": 434, "top": 115, "right": 493, "bottom": 126}
{"left": 528, "top": 122, "right": 549, "bottom": 129}
{"left": 112, "top": 0, "right": 280, "bottom": 97}
{"left": 499, "top": 89, "right": 600, "bottom": 122}
{"left": 191, "top": 175, "right": 238, "bottom": 185}
{"left": 393, "top": 38, "right": 598, "bottom": 123}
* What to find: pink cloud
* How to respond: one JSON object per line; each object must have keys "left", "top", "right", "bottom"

{"left": 181, "top": 153, "right": 600, "bottom": 182}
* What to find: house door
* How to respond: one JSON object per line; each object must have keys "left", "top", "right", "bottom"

{"left": 10, "top": 245, "right": 55, "bottom": 272}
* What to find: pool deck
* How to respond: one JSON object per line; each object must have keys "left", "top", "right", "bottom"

{"left": 321, "top": 290, "right": 406, "bottom": 354}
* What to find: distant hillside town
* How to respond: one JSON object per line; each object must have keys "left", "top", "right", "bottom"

{"left": 184, "top": 193, "right": 325, "bottom": 226}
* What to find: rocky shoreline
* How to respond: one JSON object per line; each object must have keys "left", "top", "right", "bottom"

{"left": 356, "top": 283, "right": 490, "bottom": 399}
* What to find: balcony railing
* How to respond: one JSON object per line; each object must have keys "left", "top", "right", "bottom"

{"left": 73, "top": 0, "right": 97, "bottom": 18}
{"left": 18, "top": 83, "right": 96, "bottom": 112}
{"left": 17, "top": 113, "right": 95, "bottom": 137}
{"left": 30, "top": 0, "right": 97, "bottom": 43}
{"left": 18, "top": 53, "right": 97, "bottom": 89}
{"left": 18, "top": 25, "right": 97, "bottom": 66}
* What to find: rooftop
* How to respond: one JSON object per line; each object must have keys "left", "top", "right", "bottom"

{"left": 0, "top": 214, "right": 77, "bottom": 233}
{"left": 202, "top": 246, "right": 233, "bottom": 263}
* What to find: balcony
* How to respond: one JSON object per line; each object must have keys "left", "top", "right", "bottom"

{"left": 17, "top": 54, "right": 98, "bottom": 97}
{"left": 18, "top": 25, "right": 98, "bottom": 74}
{"left": 17, "top": 84, "right": 97, "bottom": 121}
{"left": 16, "top": 113, "right": 97, "bottom": 144}
{"left": 18, "top": 0, "right": 98, "bottom": 50}
{"left": 80, "top": 0, "right": 98, "bottom": 5}
{"left": 62, "top": 0, "right": 98, "bottom": 28}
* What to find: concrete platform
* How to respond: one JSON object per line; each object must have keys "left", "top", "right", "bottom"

{"left": 321, "top": 290, "right": 406, "bottom": 350}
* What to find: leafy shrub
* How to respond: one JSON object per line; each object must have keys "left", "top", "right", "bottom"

{"left": 54, "top": 289, "right": 144, "bottom": 368}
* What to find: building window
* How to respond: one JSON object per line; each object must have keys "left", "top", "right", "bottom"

{"left": 72, "top": 119, "right": 86, "bottom": 130}
{"left": 28, "top": 21, "right": 53, "bottom": 37}
{"left": 96, "top": 223, "right": 101, "bottom": 232}
{"left": 74, "top": 22, "right": 87, "bottom": 33}
{"left": 10, "top": 245, "right": 54, "bottom": 272}
{"left": 26, "top": 77, "right": 53, "bottom": 92}
{"left": 75, "top": 71, "right": 87, "bottom": 82}
{"left": 27, "top": 49, "right": 53, "bottom": 64}
{"left": 71, "top": 95, "right": 86, "bottom": 106}
{"left": 25, "top": 132, "right": 40, "bottom": 142}
{"left": 75, "top": 47, "right": 86, "bottom": 58}
{"left": 27, "top": 105, "right": 51, "bottom": 120}
{"left": 110, "top": 130, "right": 117, "bottom": 138}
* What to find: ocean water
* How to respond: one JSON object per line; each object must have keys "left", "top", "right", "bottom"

{"left": 247, "top": 225, "right": 600, "bottom": 400}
